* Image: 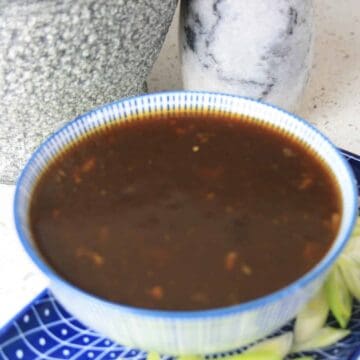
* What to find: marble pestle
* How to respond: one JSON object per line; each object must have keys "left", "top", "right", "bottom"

{"left": 180, "top": 0, "right": 314, "bottom": 112}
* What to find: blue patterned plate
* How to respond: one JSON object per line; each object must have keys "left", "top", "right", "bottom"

{"left": 1, "top": 149, "right": 359, "bottom": 360}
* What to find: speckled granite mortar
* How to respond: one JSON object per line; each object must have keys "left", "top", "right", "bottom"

{"left": 0, "top": 0, "right": 177, "bottom": 184}
{"left": 180, "top": 0, "right": 314, "bottom": 112}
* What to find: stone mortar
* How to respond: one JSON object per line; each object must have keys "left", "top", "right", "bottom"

{"left": 0, "top": 0, "right": 177, "bottom": 183}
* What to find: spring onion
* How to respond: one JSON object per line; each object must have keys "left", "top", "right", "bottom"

{"left": 294, "top": 287, "right": 329, "bottom": 344}
{"left": 324, "top": 264, "right": 352, "bottom": 328}
{"left": 338, "top": 254, "right": 360, "bottom": 300}
{"left": 245, "top": 332, "right": 292, "bottom": 358}
{"left": 291, "top": 327, "right": 350, "bottom": 353}
{"left": 147, "top": 352, "right": 161, "bottom": 360}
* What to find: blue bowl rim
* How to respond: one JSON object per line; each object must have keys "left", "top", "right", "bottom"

{"left": 14, "top": 90, "right": 359, "bottom": 319}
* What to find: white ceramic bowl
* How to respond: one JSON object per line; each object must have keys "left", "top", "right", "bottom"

{"left": 14, "top": 92, "right": 358, "bottom": 355}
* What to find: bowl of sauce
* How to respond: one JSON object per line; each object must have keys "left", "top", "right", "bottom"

{"left": 14, "top": 91, "right": 358, "bottom": 355}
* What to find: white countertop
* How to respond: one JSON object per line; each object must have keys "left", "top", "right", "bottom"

{"left": 1, "top": 0, "right": 359, "bottom": 330}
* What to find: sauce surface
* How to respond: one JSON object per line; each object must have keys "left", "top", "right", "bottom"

{"left": 30, "top": 113, "right": 341, "bottom": 310}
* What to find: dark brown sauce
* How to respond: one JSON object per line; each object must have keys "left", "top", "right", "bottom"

{"left": 30, "top": 112, "right": 342, "bottom": 310}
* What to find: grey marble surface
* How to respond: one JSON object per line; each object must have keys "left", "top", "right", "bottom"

{"left": 180, "top": 0, "right": 313, "bottom": 112}
{"left": 0, "top": 0, "right": 177, "bottom": 184}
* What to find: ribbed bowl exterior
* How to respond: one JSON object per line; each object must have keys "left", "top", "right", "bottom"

{"left": 14, "top": 92, "right": 358, "bottom": 355}
{"left": 50, "top": 275, "right": 323, "bottom": 354}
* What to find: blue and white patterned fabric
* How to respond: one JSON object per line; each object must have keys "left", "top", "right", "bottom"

{"left": 0, "top": 286, "right": 360, "bottom": 359}
{"left": 0, "top": 150, "right": 359, "bottom": 360}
